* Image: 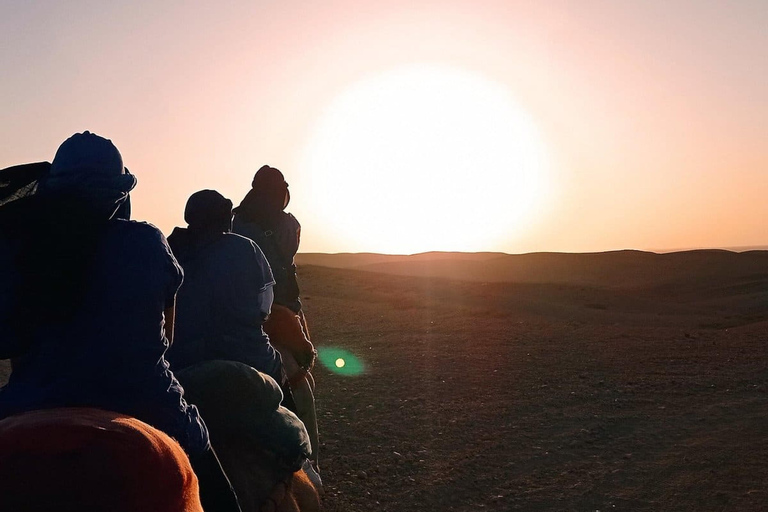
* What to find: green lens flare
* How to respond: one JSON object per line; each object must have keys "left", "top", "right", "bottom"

{"left": 317, "top": 347, "right": 364, "bottom": 376}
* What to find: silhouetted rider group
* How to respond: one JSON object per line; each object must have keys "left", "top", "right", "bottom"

{"left": 0, "top": 132, "right": 320, "bottom": 511}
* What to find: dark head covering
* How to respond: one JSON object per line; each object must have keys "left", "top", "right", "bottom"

{"left": 168, "top": 190, "right": 233, "bottom": 262}
{"left": 184, "top": 189, "right": 233, "bottom": 233}
{"left": 251, "top": 165, "right": 288, "bottom": 202}
{"left": 234, "top": 165, "right": 289, "bottom": 224}
{"left": 42, "top": 131, "right": 136, "bottom": 219}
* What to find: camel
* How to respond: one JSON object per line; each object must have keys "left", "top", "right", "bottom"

{"left": 263, "top": 304, "right": 321, "bottom": 475}
{"left": 0, "top": 407, "right": 202, "bottom": 512}
{"left": 177, "top": 360, "right": 321, "bottom": 512}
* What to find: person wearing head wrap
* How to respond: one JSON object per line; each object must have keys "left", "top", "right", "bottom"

{"left": 233, "top": 165, "right": 302, "bottom": 313}
{"left": 0, "top": 132, "right": 241, "bottom": 512}
{"left": 166, "top": 190, "right": 284, "bottom": 386}
{"left": 232, "top": 166, "right": 322, "bottom": 490}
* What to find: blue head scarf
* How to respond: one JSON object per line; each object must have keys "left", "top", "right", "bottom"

{"left": 40, "top": 131, "right": 137, "bottom": 219}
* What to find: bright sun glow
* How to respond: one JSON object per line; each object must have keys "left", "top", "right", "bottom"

{"left": 335, "top": 358, "right": 345, "bottom": 368}
{"left": 301, "top": 65, "right": 551, "bottom": 254}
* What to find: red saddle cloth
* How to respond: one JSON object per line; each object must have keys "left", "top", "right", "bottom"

{"left": 0, "top": 407, "right": 203, "bottom": 512}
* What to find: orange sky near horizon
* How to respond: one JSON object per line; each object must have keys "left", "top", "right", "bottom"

{"left": 1, "top": 1, "right": 766, "bottom": 254}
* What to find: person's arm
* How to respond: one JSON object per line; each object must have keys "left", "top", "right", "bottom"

{"left": 164, "top": 299, "right": 176, "bottom": 346}
{"left": 298, "top": 309, "right": 311, "bottom": 341}
{"left": 154, "top": 226, "right": 183, "bottom": 347}
{"left": 280, "top": 213, "right": 301, "bottom": 258}
{"left": 257, "top": 285, "right": 274, "bottom": 323}
{"left": 247, "top": 239, "right": 275, "bottom": 323}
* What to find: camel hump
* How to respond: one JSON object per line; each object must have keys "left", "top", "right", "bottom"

{"left": 0, "top": 407, "right": 202, "bottom": 512}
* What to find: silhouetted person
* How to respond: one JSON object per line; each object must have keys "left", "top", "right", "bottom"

{"left": 166, "top": 190, "right": 287, "bottom": 388}
{"left": 233, "top": 165, "right": 302, "bottom": 314}
{"left": 0, "top": 132, "right": 241, "bottom": 512}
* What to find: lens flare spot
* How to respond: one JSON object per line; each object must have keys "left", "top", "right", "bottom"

{"left": 318, "top": 347, "right": 364, "bottom": 376}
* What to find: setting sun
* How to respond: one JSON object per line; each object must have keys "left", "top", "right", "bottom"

{"left": 300, "top": 65, "right": 551, "bottom": 254}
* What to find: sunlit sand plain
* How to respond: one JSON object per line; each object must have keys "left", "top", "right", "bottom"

{"left": 296, "top": 250, "right": 768, "bottom": 511}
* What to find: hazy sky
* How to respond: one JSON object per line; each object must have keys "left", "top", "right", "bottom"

{"left": 2, "top": 1, "right": 766, "bottom": 254}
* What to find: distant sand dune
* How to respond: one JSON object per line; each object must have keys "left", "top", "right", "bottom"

{"left": 297, "top": 249, "right": 768, "bottom": 292}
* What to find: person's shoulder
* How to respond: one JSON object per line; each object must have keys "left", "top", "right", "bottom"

{"left": 219, "top": 232, "right": 267, "bottom": 257}
{"left": 222, "top": 231, "right": 258, "bottom": 248}
{"left": 221, "top": 233, "right": 273, "bottom": 279}
{"left": 283, "top": 211, "right": 300, "bottom": 230}
{"left": 232, "top": 215, "right": 259, "bottom": 236}
{"left": 111, "top": 219, "right": 166, "bottom": 238}
{"left": 109, "top": 220, "right": 174, "bottom": 253}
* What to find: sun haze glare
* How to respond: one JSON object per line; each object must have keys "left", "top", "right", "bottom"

{"left": 300, "top": 65, "right": 551, "bottom": 254}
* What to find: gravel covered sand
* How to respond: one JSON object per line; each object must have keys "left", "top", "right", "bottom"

{"left": 298, "top": 254, "right": 768, "bottom": 511}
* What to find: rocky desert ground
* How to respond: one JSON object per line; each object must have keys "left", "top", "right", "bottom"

{"left": 297, "top": 250, "right": 768, "bottom": 511}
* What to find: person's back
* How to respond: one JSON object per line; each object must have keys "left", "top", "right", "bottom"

{"left": 168, "top": 232, "right": 282, "bottom": 382}
{"left": 1, "top": 220, "right": 203, "bottom": 445}
{"left": 233, "top": 165, "right": 302, "bottom": 313}
{"left": 167, "top": 190, "right": 282, "bottom": 384}
{"left": 0, "top": 133, "right": 241, "bottom": 512}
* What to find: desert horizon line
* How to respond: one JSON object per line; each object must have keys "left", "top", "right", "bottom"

{"left": 297, "top": 245, "right": 768, "bottom": 258}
